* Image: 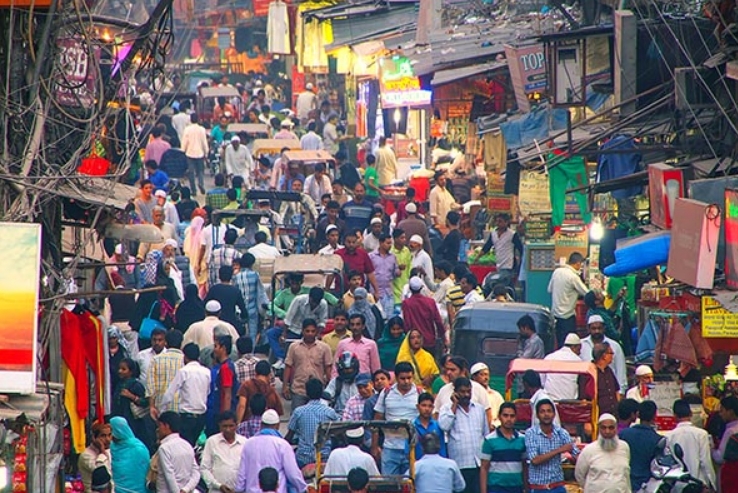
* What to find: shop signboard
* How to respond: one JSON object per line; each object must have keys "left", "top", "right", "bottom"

{"left": 702, "top": 295, "right": 738, "bottom": 338}
{"left": 666, "top": 198, "right": 720, "bottom": 289}
{"left": 55, "top": 37, "right": 99, "bottom": 108}
{"left": 553, "top": 228, "right": 588, "bottom": 266}
{"left": 379, "top": 55, "right": 432, "bottom": 109}
{"left": 504, "top": 43, "right": 547, "bottom": 113}
{"left": 517, "top": 171, "right": 552, "bottom": 217}
{"left": 525, "top": 220, "right": 552, "bottom": 241}
{"left": 0, "top": 222, "right": 41, "bottom": 394}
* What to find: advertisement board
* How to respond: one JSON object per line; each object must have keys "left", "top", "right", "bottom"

{"left": 504, "top": 43, "right": 547, "bottom": 112}
{"left": 0, "top": 222, "right": 41, "bottom": 394}
{"left": 379, "top": 56, "right": 432, "bottom": 109}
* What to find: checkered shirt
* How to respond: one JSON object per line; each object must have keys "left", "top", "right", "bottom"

{"left": 147, "top": 349, "right": 184, "bottom": 410}
{"left": 524, "top": 425, "right": 577, "bottom": 485}
{"left": 342, "top": 394, "right": 368, "bottom": 421}
{"left": 288, "top": 399, "right": 339, "bottom": 466}
{"left": 438, "top": 401, "right": 487, "bottom": 469}
{"left": 233, "top": 269, "right": 268, "bottom": 321}
{"left": 208, "top": 245, "right": 241, "bottom": 287}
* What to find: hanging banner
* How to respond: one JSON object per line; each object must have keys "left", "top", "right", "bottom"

{"left": 378, "top": 55, "right": 432, "bottom": 108}
{"left": 0, "top": 222, "right": 41, "bottom": 394}
{"left": 504, "top": 43, "right": 547, "bottom": 113}
{"left": 518, "top": 171, "right": 552, "bottom": 217}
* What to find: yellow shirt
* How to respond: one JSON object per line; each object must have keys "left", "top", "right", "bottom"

{"left": 322, "top": 330, "right": 353, "bottom": 356}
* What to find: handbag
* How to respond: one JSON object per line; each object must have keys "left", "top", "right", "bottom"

{"left": 139, "top": 301, "right": 165, "bottom": 340}
{"left": 129, "top": 399, "right": 148, "bottom": 419}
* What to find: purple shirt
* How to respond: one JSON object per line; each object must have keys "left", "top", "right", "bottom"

{"left": 369, "top": 250, "right": 399, "bottom": 297}
{"left": 144, "top": 138, "right": 171, "bottom": 165}
{"left": 235, "top": 432, "right": 307, "bottom": 493}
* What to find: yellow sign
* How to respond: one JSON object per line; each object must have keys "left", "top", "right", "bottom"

{"left": 701, "top": 296, "right": 738, "bottom": 338}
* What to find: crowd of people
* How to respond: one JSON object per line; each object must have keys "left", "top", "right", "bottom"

{"left": 76, "top": 74, "right": 738, "bottom": 493}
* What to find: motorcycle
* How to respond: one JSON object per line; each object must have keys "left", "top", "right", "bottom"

{"left": 639, "top": 438, "right": 705, "bottom": 493}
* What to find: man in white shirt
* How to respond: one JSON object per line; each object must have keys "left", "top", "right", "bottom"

{"left": 184, "top": 300, "right": 240, "bottom": 349}
{"left": 295, "top": 83, "right": 318, "bottom": 123}
{"left": 625, "top": 365, "right": 654, "bottom": 402}
{"left": 155, "top": 190, "right": 181, "bottom": 233}
{"left": 548, "top": 252, "right": 589, "bottom": 346}
{"left": 224, "top": 136, "right": 254, "bottom": 186}
{"left": 580, "top": 314, "right": 627, "bottom": 394}
{"left": 460, "top": 272, "right": 484, "bottom": 306}
{"left": 201, "top": 411, "right": 246, "bottom": 493}
{"left": 172, "top": 104, "right": 192, "bottom": 142}
{"left": 666, "top": 399, "right": 717, "bottom": 490}
{"left": 575, "top": 413, "right": 631, "bottom": 493}
{"left": 159, "top": 343, "right": 212, "bottom": 446}
{"left": 181, "top": 112, "right": 209, "bottom": 195}
{"left": 433, "top": 356, "right": 492, "bottom": 426}
{"left": 318, "top": 224, "right": 343, "bottom": 255}
{"left": 156, "top": 411, "right": 201, "bottom": 493}
{"left": 248, "top": 231, "right": 282, "bottom": 259}
{"left": 409, "top": 235, "right": 435, "bottom": 291}
{"left": 197, "top": 219, "right": 242, "bottom": 279}
{"left": 303, "top": 162, "right": 332, "bottom": 203}
{"left": 323, "top": 113, "right": 340, "bottom": 155}
{"left": 78, "top": 423, "right": 113, "bottom": 493}
{"left": 324, "top": 427, "right": 380, "bottom": 477}
{"left": 362, "top": 218, "right": 383, "bottom": 252}
{"left": 542, "top": 333, "right": 583, "bottom": 400}
{"left": 137, "top": 327, "right": 167, "bottom": 386}
{"left": 300, "top": 121, "right": 323, "bottom": 150}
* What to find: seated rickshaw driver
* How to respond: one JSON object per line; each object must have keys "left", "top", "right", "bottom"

{"left": 278, "top": 178, "right": 319, "bottom": 251}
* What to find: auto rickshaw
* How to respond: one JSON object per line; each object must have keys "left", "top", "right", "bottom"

{"left": 506, "top": 358, "right": 599, "bottom": 438}
{"left": 282, "top": 150, "right": 337, "bottom": 180}
{"left": 197, "top": 86, "right": 243, "bottom": 123}
{"left": 313, "top": 420, "right": 416, "bottom": 493}
{"left": 252, "top": 138, "right": 301, "bottom": 158}
{"left": 228, "top": 123, "right": 270, "bottom": 140}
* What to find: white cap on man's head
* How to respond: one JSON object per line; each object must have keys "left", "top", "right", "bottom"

{"left": 205, "top": 300, "right": 221, "bottom": 313}
{"left": 409, "top": 234, "right": 423, "bottom": 245}
{"left": 306, "top": 82, "right": 314, "bottom": 90}
{"left": 114, "top": 244, "right": 124, "bottom": 255}
{"left": 154, "top": 190, "right": 167, "bottom": 198}
{"left": 405, "top": 202, "right": 417, "bottom": 214}
{"left": 470, "top": 362, "right": 488, "bottom": 375}
{"left": 370, "top": 217, "right": 382, "bottom": 225}
{"left": 598, "top": 413, "right": 617, "bottom": 424}
{"left": 262, "top": 409, "right": 280, "bottom": 425}
{"left": 326, "top": 224, "right": 338, "bottom": 234}
{"left": 564, "top": 333, "right": 581, "bottom": 345}
{"left": 635, "top": 365, "right": 653, "bottom": 376}
{"left": 231, "top": 135, "right": 241, "bottom": 143}
{"left": 409, "top": 276, "right": 424, "bottom": 291}
{"left": 587, "top": 314, "right": 604, "bottom": 325}
{"left": 164, "top": 239, "right": 178, "bottom": 249}
{"left": 346, "top": 426, "right": 364, "bottom": 438}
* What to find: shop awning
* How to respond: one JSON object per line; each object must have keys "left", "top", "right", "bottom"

{"left": 431, "top": 60, "right": 508, "bottom": 86}
{"left": 57, "top": 176, "right": 139, "bottom": 210}
{"left": 324, "top": 6, "right": 418, "bottom": 51}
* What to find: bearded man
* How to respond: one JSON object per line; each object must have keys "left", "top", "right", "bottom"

{"left": 575, "top": 413, "right": 632, "bottom": 493}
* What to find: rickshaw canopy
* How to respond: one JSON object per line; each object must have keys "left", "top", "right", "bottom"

{"left": 283, "top": 150, "right": 336, "bottom": 165}
{"left": 228, "top": 123, "right": 270, "bottom": 135}
{"left": 199, "top": 86, "right": 240, "bottom": 98}
{"left": 252, "top": 139, "right": 300, "bottom": 155}
{"left": 505, "top": 359, "right": 598, "bottom": 389}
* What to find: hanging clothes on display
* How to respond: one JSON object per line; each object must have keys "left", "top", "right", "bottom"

{"left": 596, "top": 135, "right": 643, "bottom": 198}
{"left": 482, "top": 132, "right": 507, "bottom": 171}
{"left": 547, "top": 150, "right": 591, "bottom": 227}
{"left": 267, "top": 0, "right": 290, "bottom": 55}
{"left": 504, "top": 151, "right": 521, "bottom": 195}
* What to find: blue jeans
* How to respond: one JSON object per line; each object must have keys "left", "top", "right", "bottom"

{"left": 381, "top": 448, "right": 409, "bottom": 475}
{"left": 266, "top": 327, "right": 300, "bottom": 360}
{"left": 379, "top": 293, "right": 395, "bottom": 320}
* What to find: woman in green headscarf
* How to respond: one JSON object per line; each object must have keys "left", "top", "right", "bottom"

{"left": 109, "top": 416, "right": 150, "bottom": 493}
{"left": 378, "top": 316, "right": 405, "bottom": 370}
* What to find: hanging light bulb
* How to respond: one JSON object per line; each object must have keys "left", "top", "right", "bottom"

{"left": 589, "top": 217, "right": 604, "bottom": 242}
{"left": 725, "top": 361, "right": 738, "bottom": 381}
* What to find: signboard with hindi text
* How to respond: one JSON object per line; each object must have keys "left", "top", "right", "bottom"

{"left": 553, "top": 228, "right": 588, "bottom": 266}
{"left": 518, "top": 171, "right": 552, "bottom": 217}
{"left": 379, "top": 55, "right": 432, "bottom": 109}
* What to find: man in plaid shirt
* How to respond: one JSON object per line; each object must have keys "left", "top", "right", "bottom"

{"left": 342, "top": 373, "right": 374, "bottom": 421}
{"left": 208, "top": 229, "right": 241, "bottom": 288}
{"left": 232, "top": 254, "right": 267, "bottom": 339}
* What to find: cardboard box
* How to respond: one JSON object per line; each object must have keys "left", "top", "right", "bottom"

{"left": 666, "top": 198, "right": 721, "bottom": 289}
{"left": 648, "top": 163, "right": 685, "bottom": 229}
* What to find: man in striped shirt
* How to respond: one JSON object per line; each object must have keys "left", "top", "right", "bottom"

{"left": 148, "top": 330, "right": 185, "bottom": 416}
{"left": 233, "top": 254, "right": 268, "bottom": 339}
{"left": 480, "top": 402, "right": 527, "bottom": 493}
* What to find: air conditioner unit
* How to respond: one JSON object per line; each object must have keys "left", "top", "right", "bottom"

{"left": 674, "top": 67, "right": 715, "bottom": 110}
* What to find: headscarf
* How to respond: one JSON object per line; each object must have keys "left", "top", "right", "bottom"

{"left": 378, "top": 317, "right": 405, "bottom": 370}
{"left": 183, "top": 216, "right": 205, "bottom": 263}
{"left": 109, "top": 417, "right": 149, "bottom": 493}
{"left": 174, "top": 284, "right": 206, "bottom": 332}
{"left": 396, "top": 330, "right": 440, "bottom": 386}
{"left": 348, "top": 287, "right": 377, "bottom": 339}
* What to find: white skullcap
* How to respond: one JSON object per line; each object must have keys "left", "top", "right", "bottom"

{"left": 262, "top": 409, "right": 280, "bottom": 425}
{"left": 154, "top": 189, "right": 167, "bottom": 198}
{"left": 409, "top": 276, "right": 424, "bottom": 291}
{"left": 470, "top": 362, "right": 488, "bottom": 375}
{"left": 598, "top": 413, "right": 617, "bottom": 424}
{"left": 409, "top": 234, "right": 423, "bottom": 245}
{"left": 370, "top": 217, "right": 382, "bottom": 225}
{"left": 405, "top": 202, "right": 417, "bottom": 214}
{"left": 205, "top": 300, "right": 221, "bottom": 312}
{"left": 306, "top": 82, "right": 314, "bottom": 90}
{"left": 635, "top": 365, "right": 654, "bottom": 376}
{"left": 587, "top": 314, "right": 604, "bottom": 325}
{"left": 326, "top": 224, "right": 338, "bottom": 234}
{"left": 345, "top": 426, "right": 365, "bottom": 438}
{"left": 231, "top": 135, "right": 241, "bottom": 143}
{"left": 564, "top": 333, "right": 581, "bottom": 345}
{"left": 164, "top": 239, "right": 178, "bottom": 249}
{"left": 114, "top": 244, "right": 124, "bottom": 255}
